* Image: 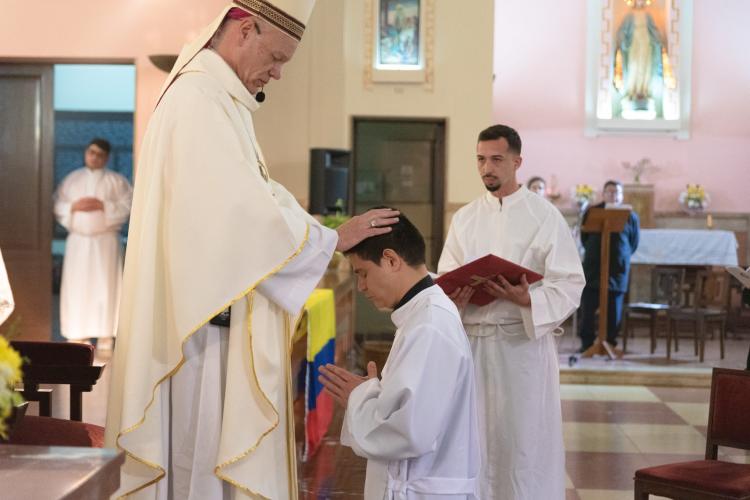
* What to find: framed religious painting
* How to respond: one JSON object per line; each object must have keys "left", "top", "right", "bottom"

{"left": 364, "top": 0, "right": 435, "bottom": 85}
{"left": 584, "top": 0, "right": 694, "bottom": 138}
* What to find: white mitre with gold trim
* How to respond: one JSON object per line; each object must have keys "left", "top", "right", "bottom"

{"left": 159, "top": 0, "right": 316, "bottom": 104}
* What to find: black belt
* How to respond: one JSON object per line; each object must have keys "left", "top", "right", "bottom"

{"left": 209, "top": 307, "right": 231, "bottom": 327}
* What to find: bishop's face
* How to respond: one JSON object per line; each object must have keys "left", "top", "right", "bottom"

{"left": 476, "top": 138, "right": 521, "bottom": 196}
{"left": 234, "top": 17, "right": 298, "bottom": 96}
{"left": 348, "top": 254, "right": 398, "bottom": 311}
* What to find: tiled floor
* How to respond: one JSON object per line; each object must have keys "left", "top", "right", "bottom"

{"left": 299, "top": 382, "right": 750, "bottom": 499}
{"left": 39, "top": 345, "right": 748, "bottom": 499}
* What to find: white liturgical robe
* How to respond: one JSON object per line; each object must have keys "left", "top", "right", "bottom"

{"left": 0, "top": 248, "right": 14, "bottom": 326}
{"left": 438, "top": 187, "right": 585, "bottom": 500}
{"left": 342, "top": 285, "right": 480, "bottom": 500}
{"left": 104, "top": 46, "right": 337, "bottom": 500}
{"left": 53, "top": 167, "right": 132, "bottom": 340}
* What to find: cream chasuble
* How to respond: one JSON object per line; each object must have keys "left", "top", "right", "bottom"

{"left": 104, "top": 45, "right": 334, "bottom": 499}
{"left": 53, "top": 167, "right": 132, "bottom": 340}
{"left": 438, "top": 187, "right": 585, "bottom": 500}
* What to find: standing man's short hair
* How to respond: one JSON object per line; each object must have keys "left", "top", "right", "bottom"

{"left": 477, "top": 125, "right": 522, "bottom": 154}
{"left": 88, "top": 138, "right": 111, "bottom": 155}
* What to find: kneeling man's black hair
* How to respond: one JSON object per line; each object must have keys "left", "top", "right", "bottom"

{"left": 344, "top": 207, "right": 425, "bottom": 267}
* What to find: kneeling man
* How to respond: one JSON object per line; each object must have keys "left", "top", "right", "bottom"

{"left": 319, "top": 212, "right": 480, "bottom": 499}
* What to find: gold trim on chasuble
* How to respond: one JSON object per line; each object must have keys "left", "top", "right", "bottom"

{"left": 115, "top": 225, "right": 311, "bottom": 498}
{"left": 232, "top": 0, "right": 305, "bottom": 41}
{"left": 285, "top": 314, "right": 300, "bottom": 500}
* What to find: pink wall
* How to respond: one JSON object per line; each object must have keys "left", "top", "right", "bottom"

{"left": 493, "top": 0, "right": 750, "bottom": 212}
{"left": 0, "top": 0, "right": 228, "bottom": 151}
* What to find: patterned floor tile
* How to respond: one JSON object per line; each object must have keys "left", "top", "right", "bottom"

{"left": 664, "top": 402, "right": 709, "bottom": 426}
{"left": 647, "top": 386, "right": 711, "bottom": 403}
{"left": 620, "top": 423, "right": 706, "bottom": 454}
{"left": 585, "top": 385, "right": 661, "bottom": 402}
{"left": 566, "top": 473, "right": 574, "bottom": 489}
{"left": 719, "top": 450, "right": 750, "bottom": 464}
{"left": 576, "top": 489, "right": 633, "bottom": 500}
{"left": 577, "top": 490, "right": 671, "bottom": 500}
{"left": 566, "top": 489, "right": 582, "bottom": 500}
{"left": 563, "top": 422, "right": 639, "bottom": 453}
{"left": 563, "top": 400, "right": 686, "bottom": 424}
{"left": 566, "top": 451, "right": 649, "bottom": 490}
{"left": 562, "top": 384, "right": 661, "bottom": 402}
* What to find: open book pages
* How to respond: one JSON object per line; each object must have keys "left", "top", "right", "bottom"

{"left": 604, "top": 203, "right": 633, "bottom": 210}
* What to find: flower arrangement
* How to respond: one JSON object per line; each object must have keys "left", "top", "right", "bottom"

{"left": 0, "top": 334, "right": 23, "bottom": 438}
{"left": 320, "top": 199, "right": 350, "bottom": 270}
{"left": 622, "top": 157, "right": 658, "bottom": 184}
{"left": 321, "top": 199, "right": 350, "bottom": 230}
{"left": 572, "top": 184, "right": 596, "bottom": 211}
{"left": 679, "top": 184, "right": 709, "bottom": 214}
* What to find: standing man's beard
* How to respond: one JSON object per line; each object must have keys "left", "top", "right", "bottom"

{"left": 483, "top": 175, "right": 501, "bottom": 192}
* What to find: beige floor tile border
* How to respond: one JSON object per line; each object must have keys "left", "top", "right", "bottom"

{"left": 560, "top": 368, "right": 711, "bottom": 388}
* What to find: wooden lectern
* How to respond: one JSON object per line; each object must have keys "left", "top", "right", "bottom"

{"left": 580, "top": 207, "right": 631, "bottom": 359}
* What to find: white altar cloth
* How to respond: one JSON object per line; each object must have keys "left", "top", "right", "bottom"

{"left": 631, "top": 229, "right": 738, "bottom": 266}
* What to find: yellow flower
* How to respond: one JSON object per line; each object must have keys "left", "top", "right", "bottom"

{"left": 686, "top": 184, "right": 706, "bottom": 202}
{"left": 0, "top": 336, "right": 23, "bottom": 438}
{"left": 575, "top": 184, "right": 594, "bottom": 200}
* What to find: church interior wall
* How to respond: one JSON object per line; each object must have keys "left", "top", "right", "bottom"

{"left": 0, "top": 0, "right": 233, "bottom": 158}
{"left": 257, "top": 0, "right": 496, "bottom": 211}
{"left": 1, "top": 0, "right": 745, "bottom": 214}
{"left": 491, "top": 0, "right": 750, "bottom": 213}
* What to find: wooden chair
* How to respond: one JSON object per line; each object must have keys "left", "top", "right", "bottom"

{"left": 634, "top": 367, "right": 750, "bottom": 499}
{"left": 1, "top": 341, "right": 105, "bottom": 448}
{"left": 667, "top": 270, "right": 729, "bottom": 362}
{"left": 623, "top": 267, "right": 685, "bottom": 354}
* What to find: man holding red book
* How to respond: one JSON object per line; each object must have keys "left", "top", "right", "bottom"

{"left": 438, "top": 124, "right": 585, "bottom": 500}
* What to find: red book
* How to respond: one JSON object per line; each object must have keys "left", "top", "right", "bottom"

{"left": 435, "top": 254, "right": 544, "bottom": 306}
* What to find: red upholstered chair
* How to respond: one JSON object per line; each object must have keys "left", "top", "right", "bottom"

{"left": 6, "top": 415, "right": 105, "bottom": 447}
{"left": 1, "top": 341, "right": 105, "bottom": 448}
{"left": 633, "top": 368, "right": 750, "bottom": 499}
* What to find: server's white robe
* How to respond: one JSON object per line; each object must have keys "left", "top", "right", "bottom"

{"left": 342, "top": 285, "right": 480, "bottom": 500}
{"left": 53, "top": 167, "right": 132, "bottom": 339}
{"left": 104, "top": 47, "right": 337, "bottom": 499}
{"left": 438, "top": 187, "right": 585, "bottom": 500}
{"left": 0, "top": 248, "right": 14, "bottom": 326}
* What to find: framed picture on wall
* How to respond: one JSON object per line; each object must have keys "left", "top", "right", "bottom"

{"left": 584, "top": 0, "right": 694, "bottom": 138}
{"left": 377, "top": 0, "right": 421, "bottom": 67}
{"left": 365, "top": 0, "right": 434, "bottom": 85}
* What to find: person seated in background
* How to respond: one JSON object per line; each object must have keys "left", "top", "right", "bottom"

{"left": 53, "top": 138, "right": 133, "bottom": 348}
{"left": 319, "top": 211, "right": 480, "bottom": 499}
{"left": 526, "top": 176, "right": 547, "bottom": 197}
{"left": 578, "top": 179, "right": 640, "bottom": 352}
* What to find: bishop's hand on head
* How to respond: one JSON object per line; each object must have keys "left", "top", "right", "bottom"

{"left": 335, "top": 208, "right": 400, "bottom": 252}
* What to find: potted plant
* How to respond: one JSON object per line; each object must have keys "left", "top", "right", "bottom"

{"left": 572, "top": 184, "right": 596, "bottom": 213}
{"left": 321, "top": 199, "right": 351, "bottom": 270}
{"left": 679, "top": 184, "right": 709, "bottom": 215}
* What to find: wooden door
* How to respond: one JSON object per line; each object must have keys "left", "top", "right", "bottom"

{"left": 352, "top": 118, "right": 446, "bottom": 337}
{"left": 0, "top": 63, "right": 55, "bottom": 340}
